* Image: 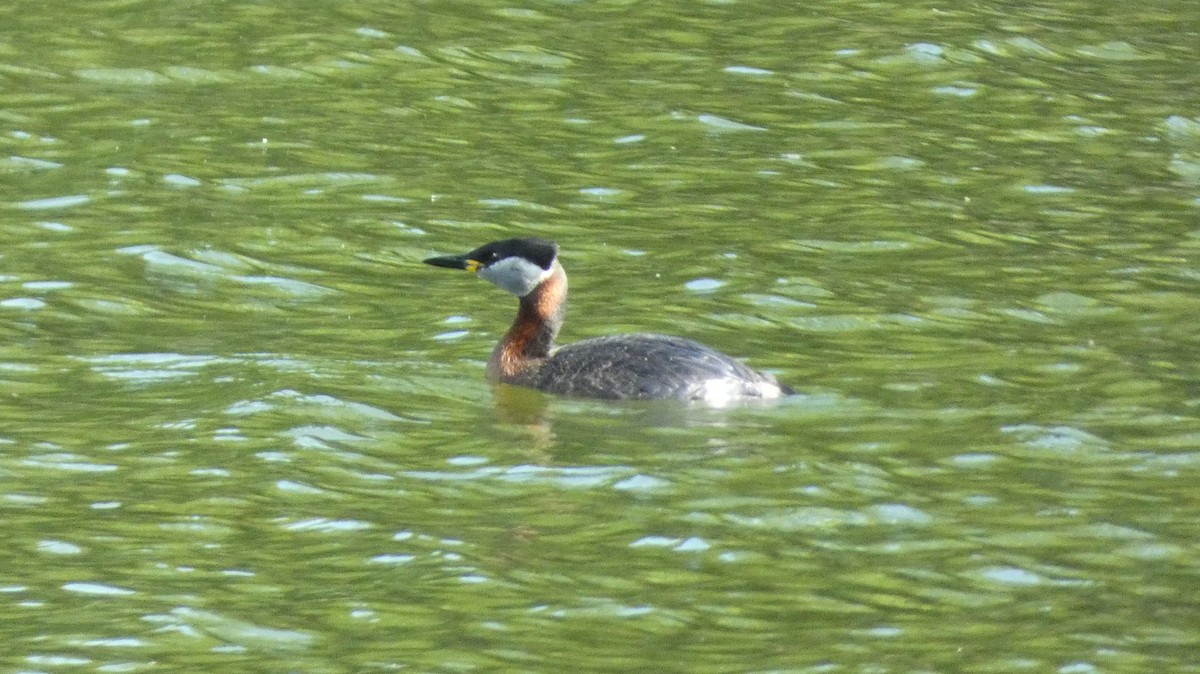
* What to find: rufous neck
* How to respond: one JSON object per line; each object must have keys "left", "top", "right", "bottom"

{"left": 488, "top": 261, "right": 567, "bottom": 382}
{"left": 513, "top": 261, "right": 566, "bottom": 358}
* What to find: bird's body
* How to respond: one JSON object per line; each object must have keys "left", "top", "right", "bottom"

{"left": 424, "top": 238, "right": 791, "bottom": 405}
{"left": 521, "top": 333, "right": 787, "bottom": 402}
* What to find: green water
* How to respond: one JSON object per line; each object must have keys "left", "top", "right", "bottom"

{"left": 2, "top": 0, "right": 1199, "bottom": 672}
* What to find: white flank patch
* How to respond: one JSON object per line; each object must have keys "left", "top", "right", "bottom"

{"left": 699, "top": 377, "right": 783, "bottom": 406}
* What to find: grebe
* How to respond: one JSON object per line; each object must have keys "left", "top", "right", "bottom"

{"left": 423, "top": 238, "right": 792, "bottom": 404}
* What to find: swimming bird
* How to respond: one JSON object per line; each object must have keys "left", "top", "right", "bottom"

{"left": 424, "top": 238, "right": 791, "bottom": 404}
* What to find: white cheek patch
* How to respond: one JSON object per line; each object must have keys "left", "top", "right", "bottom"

{"left": 478, "top": 257, "right": 552, "bottom": 296}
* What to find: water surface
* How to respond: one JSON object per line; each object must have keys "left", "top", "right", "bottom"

{"left": 1, "top": 0, "right": 1198, "bottom": 672}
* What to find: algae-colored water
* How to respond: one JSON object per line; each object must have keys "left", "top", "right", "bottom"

{"left": 1, "top": 1, "right": 1198, "bottom": 672}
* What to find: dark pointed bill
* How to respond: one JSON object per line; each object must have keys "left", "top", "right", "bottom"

{"left": 423, "top": 254, "right": 482, "bottom": 272}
